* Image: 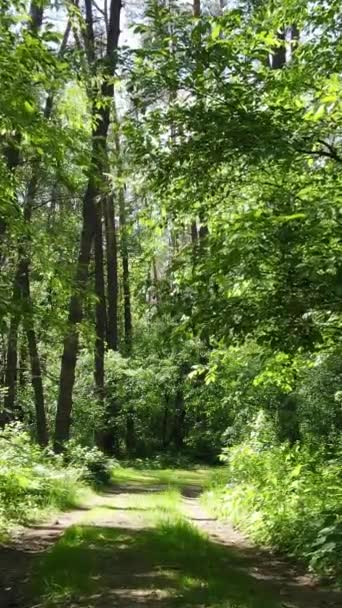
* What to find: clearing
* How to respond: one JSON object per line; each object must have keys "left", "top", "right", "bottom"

{"left": 1, "top": 467, "right": 341, "bottom": 608}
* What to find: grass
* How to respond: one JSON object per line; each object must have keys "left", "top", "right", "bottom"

{"left": 83, "top": 487, "right": 183, "bottom": 526}
{"left": 111, "top": 464, "right": 213, "bottom": 490}
{"left": 30, "top": 471, "right": 283, "bottom": 608}
{"left": 32, "top": 514, "right": 282, "bottom": 608}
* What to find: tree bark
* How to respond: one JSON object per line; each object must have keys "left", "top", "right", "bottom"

{"left": 193, "top": 0, "right": 200, "bottom": 17}
{"left": 2, "top": 308, "right": 20, "bottom": 426}
{"left": 23, "top": 294, "right": 48, "bottom": 446}
{"left": 118, "top": 188, "right": 132, "bottom": 354}
{"left": 172, "top": 388, "right": 185, "bottom": 449}
{"left": 104, "top": 195, "right": 118, "bottom": 351}
{"left": 269, "top": 28, "right": 286, "bottom": 69}
{"left": 125, "top": 408, "right": 135, "bottom": 454}
{"left": 94, "top": 200, "right": 107, "bottom": 402}
{"left": 54, "top": 0, "right": 122, "bottom": 450}
{"left": 54, "top": 175, "right": 98, "bottom": 449}
{"left": 112, "top": 104, "right": 132, "bottom": 354}
{"left": 19, "top": 336, "right": 27, "bottom": 388}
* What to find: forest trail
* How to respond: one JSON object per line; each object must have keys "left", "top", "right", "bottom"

{"left": 1, "top": 471, "right": 341, "bottom": 608}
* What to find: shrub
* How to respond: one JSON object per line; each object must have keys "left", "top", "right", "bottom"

{"left": 0, "top": 423, "right": 84, "bottom": 532}
{"left": 205, "top": 412, "right": 342, "bottom": 581}
{"left": 64, "top": 441, "right": 117, "bottom": 485}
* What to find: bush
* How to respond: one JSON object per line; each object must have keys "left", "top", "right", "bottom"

{"left": 205, "top": 412, "right": 342, "bottom": 581}
{"left": 0, "top": 423, "right": 85, "bottom": 532}
{"left": 64, "top": 441, "right": 117, "bottom": 485}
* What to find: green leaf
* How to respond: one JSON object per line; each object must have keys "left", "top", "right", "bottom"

{"left": 212, "top": 24, "right": 221, "bottom": 40}
{"left": 24, "top": 100, "right": 35, "bottom": 114}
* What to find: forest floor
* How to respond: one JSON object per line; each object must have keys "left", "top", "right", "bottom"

{"left": 1, "top": 467, "right": 341, "bottom": 608}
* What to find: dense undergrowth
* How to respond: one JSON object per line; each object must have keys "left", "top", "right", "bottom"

{"left": 204, "top": 414, "right": 342, "bottom": 583}
{"left": 0, "top": 424, "right": 108, "bottom": 534}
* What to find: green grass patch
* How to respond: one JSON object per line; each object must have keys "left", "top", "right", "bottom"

{"left": 111, "top": 464, "right": 213, "bottom": 490}
{"left": 32, "top": 516, "right": 282, "bottom": 607}
{"left": 84, "top": 488, "right": 182, "bottom": 526}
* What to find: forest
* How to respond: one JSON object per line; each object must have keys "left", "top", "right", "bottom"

{"left": 0, "top": 0, "right": 341, "bottom": 606}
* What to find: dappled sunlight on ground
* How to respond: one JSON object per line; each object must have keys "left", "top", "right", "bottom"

{"left": 31, "top": 523, "right": 284, "bottom": 607}
{"left": 1, "top": 469, "right": 342, "bottom": 608}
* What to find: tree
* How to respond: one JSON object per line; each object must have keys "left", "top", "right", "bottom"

{"left": 54, "top": 0, "right": 122, "bottom": 450}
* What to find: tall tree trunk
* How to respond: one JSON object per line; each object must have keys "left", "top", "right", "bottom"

{"left": 112, "top": 103, "right": 132, "bottom": 354}
{"left": 118, "top": 188, "right": 132, "bottom": 354}
{"left": 1, "top": 11, "right": 69, "bottom": 435}
{"left": 2, "top": 306, "right": 20, "bottom": 426}
{"left": 54, "top": 176, "right": 98, "bottom": 449}
{"left": 125, "top": 408, "right": 135, "bottom": 454}
{"left": 23, "top": 296, "right": 48, "bottom": 446}
{"left": 54, "top": 0, "right": 122, "bottom": 450}
{"left": 104, "top": 195, "right": 118, "bottom": 351}
{"left": 94, "top": 201, "right": 107, "bottom": 403}
{"left": 192, "top": 0, "right": 208, "bottom": 248}
{"left": 19, "top": 336, "right": 27, "bottom": 388}
{"left": 2, "top": 172, "right": 37, "bottom": 423}
{"left": 2, "top": 174, "right": 49, "bottom": 445}
{"left": 162, "top": 395, "right": 170, "bottom": 449}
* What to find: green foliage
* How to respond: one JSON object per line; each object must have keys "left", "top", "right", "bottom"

{"left": 0, "top": 0, "right": 342, "bottom": 588}
{"left": 64, "top": 440, "right": 118, "bottom": 485}
{"left": 0, "top": 424, "right": 85, "bottom": 532}
{"left": 205, "top": 416, "right": 342, "bottom": 580}
{"left": 297, "top": 350, "right": 342, "bottom": 447}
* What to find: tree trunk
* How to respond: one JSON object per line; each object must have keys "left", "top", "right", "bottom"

{"left": 269, "top": 28, "right": 286, "bottom": 69}
{"left": 172, "top": 388, "right": 185, "bottom": 449}
{"left": 94, "top": 200, "right": 107, "bottom": 404}
{"left": 24, "top": 300, "right": 48, "bottom": 446}
{"left": 2, "top": 309, "right": 20, "bottom": 426}
{"left": 1, "top": 12, "right": 69, "bottom": 434}
{"left": 162, "top": 395, "right": 170, "bottom": 449}
{"left": 191, "top": 220, "right": 198, "bottom": 259}
{"left": 112, "top": 104, "right": 132, "bottom": 355}
{"left": 119, "top": 188, "right": 132, "bottom": 354}
{"left": 54, "top": 176, "right": 98, "bottom": 449}
{"left": 104, "top": 195, "right": 118, "bottom": 351}
{"left": 54, "top": 0, "right": 122, "bottom": 450}
{"left": 19, "top": 337, "right": 27, "bottom": 388}
{"left": 2, "top": 172, "right": 48, "bottom": 447}
{"left": 125, "top": 408, "right": 135, "bottom": 454}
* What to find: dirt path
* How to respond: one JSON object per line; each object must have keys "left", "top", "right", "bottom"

{"left": 1, "top": 483, "right": 341, "bottom": 608}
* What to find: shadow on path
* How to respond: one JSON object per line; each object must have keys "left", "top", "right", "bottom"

{"left": 1, "top": 482, "right": 342, "bottom": 608}
{"left": 30, "top": 516, "right": 342, "bottom": 608}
